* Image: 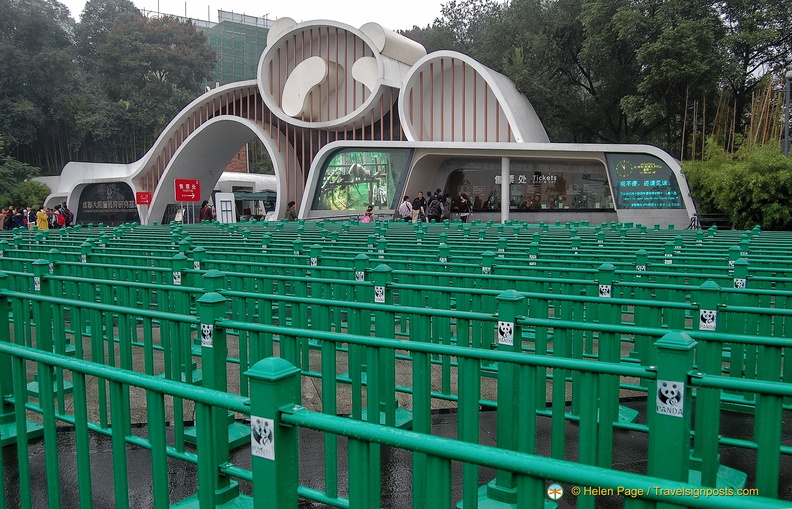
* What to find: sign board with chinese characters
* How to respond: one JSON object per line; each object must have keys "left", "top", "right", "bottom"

{"left": 174, "top": 179, "right": 201, "bottom": 202}
{"left": 136, "top": 192, "right": 152, "bottom": 205}
{"left": 77, "top": 183, "right": 140, "bottom": 226}
{"left": 605, "top": 154, "right": 683, "bottom": 209}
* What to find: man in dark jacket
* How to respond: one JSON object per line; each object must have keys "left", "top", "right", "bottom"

{"left": 411, "top": 192, "right": 426, "bottom": 223}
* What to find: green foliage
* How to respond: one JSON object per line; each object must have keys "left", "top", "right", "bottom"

{"left": 0, "top": 134, "right": 46, "bottom": 207}
{"left": 683, "top": 142, "right": 792, "bottom": 230}
{"left": 0, "top": 181, "right": 52, "bottom": 210}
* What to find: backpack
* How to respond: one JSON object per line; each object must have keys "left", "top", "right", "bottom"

{"left": 3, "top": 213, "right": 12, "bottom": 229}
{"left": 429, "top": 200, "right": 442, "bottom": 218}
{"left": 56, "top": 211, "right": 66, "bottom": 226}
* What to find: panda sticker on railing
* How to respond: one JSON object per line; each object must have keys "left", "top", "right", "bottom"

{"left": 497, "top": 321, "right": 514, "bottom": 346}
{"left": 699, "top": 309, "right": 717, "bottom": 331}
{"left": 656, "top": 380, "right": 684, "bottom": 418}
{"left": 250, "top": 416, "right": 275, "bottom": 460}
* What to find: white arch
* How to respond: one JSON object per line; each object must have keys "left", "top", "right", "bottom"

{"left": 143, "top": 116, "right": 294, "bottom": 224}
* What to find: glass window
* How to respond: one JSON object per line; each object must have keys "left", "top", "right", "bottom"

{"left": 312, "top": 149, "right": 413, "bottom": 211}
{"left": 442, "top": 158, "right": 614, "bottom": 212}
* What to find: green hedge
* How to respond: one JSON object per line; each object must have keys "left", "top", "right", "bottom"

{"left": 683, "top": 143, "right": 792, "bottom": 230}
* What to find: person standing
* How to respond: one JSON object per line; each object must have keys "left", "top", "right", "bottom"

{"left": 3, "top": 206, "right": 14, "bottom": 230}
{"left": 427, "top": 196, "right": 443, "bottom": 222}
{"left": 36, "top": 207, "right": 49, "bottom": 230}
{"left": 12, "top": 207, "right": 25, "bottom": 229}
{"left": 398, "top": 196, "right": 412, "bottom": 221}
{"left": 199, "top": 200, "right": 213, "bottom": 221}
{"left": 441, "top": 193, "right": 452, "bottom": 220}
{"left": 27, "top": 206, "right": 35, "bottom": 229}
{"left": 285, "top": 201, "right": 297, "bottom": 221}
{"left": 411, "top": 192, "right": 426, "bottom": 223}
{"left": 458, "top": 193, "right": 472, "bottom": 223}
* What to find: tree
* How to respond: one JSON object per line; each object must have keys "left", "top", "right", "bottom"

{"left": 716, "top": 0, "right": 792, "bottom": 133}
{"left": 0, "top": 180, "right": 52, "bottom": 209}
{"left": 0, "top": 0, "right": 77, "bottom": 159}
{"left": 613, "top": 0, "right": 725, "bottom": 149}
{"left": 88, "top": 15, "right": 215, "bottom": 160}
{"left": 75, "top": 0, "right": 141, "bottom": 67}
{"left": 0, "top": 134, "right": 43, "bottom": 206}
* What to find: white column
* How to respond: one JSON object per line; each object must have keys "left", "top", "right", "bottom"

{"left": 501, "top": 157, "right": 510, "bottom": 223}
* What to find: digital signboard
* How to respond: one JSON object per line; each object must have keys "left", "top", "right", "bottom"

{"left": 605, "top": 154, "right": 683, "bottom": 209}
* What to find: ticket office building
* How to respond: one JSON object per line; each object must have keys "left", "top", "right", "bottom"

{"left": 304, "top": 141, "right": 694, "bottom": 227}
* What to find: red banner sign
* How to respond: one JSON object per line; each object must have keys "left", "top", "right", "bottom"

{"left": 174, "top": 179, "right": 201, "bottom": 202}
{"left": 135, "top": 192, "right": 152, "bottom": 205}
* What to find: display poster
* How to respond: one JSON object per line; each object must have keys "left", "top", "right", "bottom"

{"left": 605, "top": 154, "right": 683, "bottom": 209}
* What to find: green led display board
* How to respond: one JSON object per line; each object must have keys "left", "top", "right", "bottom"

{"left": 605, "top": 153, "right": 683, "bottom": 209}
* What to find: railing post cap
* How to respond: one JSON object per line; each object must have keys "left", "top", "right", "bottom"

{"left": 354, "top": 253, "right": 370, "bottom": 261}
{"left": 172, "top": 253, "right": 188, "bottom": 261}
{"left": 197, "top": 291, "right": 226, "bottom": 305}
{"left": 733, "top": 258, "right": 748, "bottom": 268}
{"left": 192, "top": 246, "right": 206, "bottom": 253}
{"left": 654, "top": 331, "right": 697, "bottom": 351}
{"left": 700, "top": 280, "right": 721, "bottom": 291}
{"left": 203, "top": 269, "right": 225, "bottom": 279}
{"left": 370, "top": 264, "right": 393, "bottom": 274}
{"left": 598, "top": 262, "right": 616, "bottom": 271}
{"left": 245, "top": 357, "right": 301, "bottom": 382}
{"left": 32, "top": 259, "right": 49, "bottom": 266}
{"left": 496, "top": 289, "right": 525, "bottom": 302}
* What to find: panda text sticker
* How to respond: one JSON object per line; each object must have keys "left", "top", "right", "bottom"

{"left": 374, "top": 286, "right": 385, "bottom": 303}
{"left": 200, "top": 323, "right": 213, "bottom": 348}
{"left": 497, "top": 321, "right": 514, "bottom": 346}
{"left": 699, "top": 309, "right": 717, "bottom": 331}
{"left": 251, "top": 416, "right": 275, "bottom": 460}
{"left": 656, "top": 380, "right": 684, "bottom": 418}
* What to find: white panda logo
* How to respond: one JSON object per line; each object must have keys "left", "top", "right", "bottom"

{"left": 355, "top": 271, "right": 365, "bottom": 282}
{"left": 374, "top": 285, "right": 385, "bottom": 303}
{"left": 172, "top": 271, "right": 182, "bottom": 286}
{"left": 599, "top": 284, "right": 612, "bottom": 298}
{"left": 699, "top": 309, "right": 717, "bottom": 331}
{"left": 658, "top": 381, "right": 682, "bottom": 406}
{"left": 482, "top": 266, "right": 491, "bottom": 275}
{"left": 733, "top": 278, "right": 746, "bottom": 289}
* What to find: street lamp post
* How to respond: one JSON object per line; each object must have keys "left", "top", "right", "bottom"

{"left": 785, "top": 68, "right": 792, "bottom": 157}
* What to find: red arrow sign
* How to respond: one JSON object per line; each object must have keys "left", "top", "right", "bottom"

{"left": 136, "top": 192, "right": 152, "bottom": 205}
{"left": 174, "top": 179, "right": 201, "bottom": 202}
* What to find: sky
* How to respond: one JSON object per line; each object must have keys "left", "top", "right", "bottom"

{"left": 59, "top": 0, "right": 445, "bottom": 31}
